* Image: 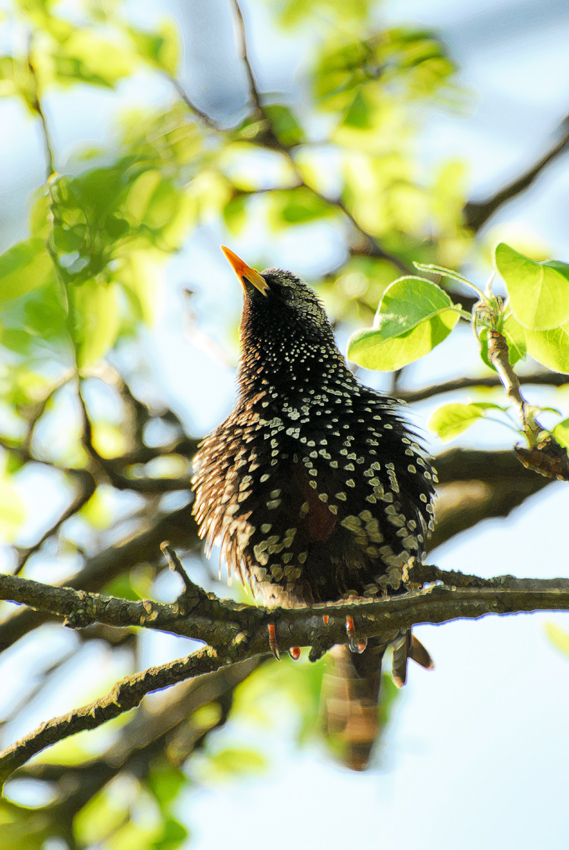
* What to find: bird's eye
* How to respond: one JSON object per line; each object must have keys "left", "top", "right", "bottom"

{"left": 287, "top": 290, "right": 296, "bottom": 302}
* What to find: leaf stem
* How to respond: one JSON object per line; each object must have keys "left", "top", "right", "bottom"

{"left": 413, "top": 262, "right": 486, "bottom": 298}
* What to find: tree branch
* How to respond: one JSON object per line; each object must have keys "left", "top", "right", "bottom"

{"left": 14, "top": 469, "right": 96, "bottom": 575}
{"left": 27, "top": 35, "right": 55, "bottom": 180}
{"left": 0, "top": 500, "right": 198, "bottom": 653}
{"left": 485, "top": 328, "right": 569, "bottom": 481}
{"left": 398, "top": 369, "right": 569, "bottom": 404}
{"left": 0, "top": 646, "right": 223, "bottom": 788}
{"left": 231, "top": 0, "right": 262, "bottom": 114}
{"left": 0, "top": 450, "right": 554, "bottom": 651}
{"left": 167, "top": 74, "right": 222, "bottom": 130}
{"left": 14, "top": 656, "right": 263, "bottom": 825}
{"left": 3, "top": 561, "right": 569, "bottom": 784}
{"left": 464, "top": 116, "right": 569, "bottom": 231}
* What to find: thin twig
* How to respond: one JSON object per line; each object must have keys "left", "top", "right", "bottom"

{"left": 231, "top": 0, "right": 262, "bottom": 113}
{"left": 473, "top": 326, "right": 569, "bottom": 480}
{"left": 167, "top": 74, "right": 221, "bottom": 130}
{"left": 27, "top": 35, "right": 55, "bottom": 180}
{"left": 14, "top": 470, "right": 96, "bottom": 575}
{"left": 161, "top": 540, "right": 192, "bottom": 586}
{"left": 229, "top": 0, "right": 409, "bottom": 272}
{"left": 75, "top": 377, "right": 193, "bottom": 492}
{"left": 398, "top": 369, "right": 569, "bottom": 404}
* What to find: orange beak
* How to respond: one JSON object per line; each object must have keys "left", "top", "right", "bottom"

{"left": 221, "top": 246, "right": 269, "bottom": 296}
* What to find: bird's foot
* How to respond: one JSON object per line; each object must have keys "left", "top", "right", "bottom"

{"left": 267, "top": 623, "right": 280, "bottom": 661}
{"left": 345, "top": 615, "right": 367, "bottom": 654}
{"left": 289, "top": 647, "right": 301, "bottom": 660}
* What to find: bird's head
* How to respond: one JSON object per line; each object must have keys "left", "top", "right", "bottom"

{"left": 221, "top": 246, "right": 330, "bottom": 337}
{"left": 221, "top": 246, "right": 347, "bottom": 396}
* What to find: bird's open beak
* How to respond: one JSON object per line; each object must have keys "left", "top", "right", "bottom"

{"left": 221, "top": 246, "right": 269, "bottom": 297}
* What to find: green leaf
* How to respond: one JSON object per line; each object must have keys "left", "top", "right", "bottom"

{"left": 523, "top": 323, "right": 569, "bottom": 374}
{"left": 147, "top": 762, "right": 186, "bottom": 813}
{"left": 0, "top": 239, "right": 53, "bottom": 304}
{"left": 494, "top": 243, "right": 569, "bottom": 331}
{"left": 29, "top": 191, "right": 52, "bottom": 238}
{"left": 202, "top": 747, "right": 266, "bottom": 781}
{"left": 268, "top": 187, "right": 334, "bottom": 228}
{"left": 263, "top": 104, "right": 305, "bottom": 146}
{"left": 53, "top": 30, "right": 137, "bottom": 89}
{"left": 129, "top": 21, "right": 180, "bottom": 76}
{"left": 478, "top": 312, "right": 527, "bottom": 371}
{"left": 552, "top": 418, "right": 569, "bottom": 449}
{"left": 17, "top": 277, "right": 68, "bottom": 349}
{"left": 0, "top": 476, "right": 25, "bottom": 540}
{"left": 0, "top": 55, "right": 19, "bottom": 98}
{"left": 115, "top": 249, "right": 162, "bottom": 325}
{"left": 0, "top": 55, "right": 36, "bottom": 110}
{"left": 429, "top": 402, "right": 508, "bottom": 442}
{"left": 71, "top": 280, "right": 121, "bottom": 368}
{"left": 501, "top": 312, "right": 527, "bottom": 364}
{"left": 150, "top": 817, "right": 189, "bottom": 850}
{"left": 343, "top": 89, "right": 374, "bottom": 128}
{"left": 223, "top": 194, "right": 248, "bottom": 235}
{"left": 347, "top": 276, "right": 459, "bottom": 370}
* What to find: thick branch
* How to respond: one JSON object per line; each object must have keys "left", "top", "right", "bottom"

{"left": 0, "top": 572, "right": 248, "bottom": 649}
{"left": 34, "top": 656, "right": 262, "bottom": 823}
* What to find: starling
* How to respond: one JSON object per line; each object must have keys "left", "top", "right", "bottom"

{"left": 192, "top": 247, "right": 436, "bottom": 769}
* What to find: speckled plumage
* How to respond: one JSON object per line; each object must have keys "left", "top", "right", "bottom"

{"left": 192, "top": 254, "right": 436, "bottom": 769}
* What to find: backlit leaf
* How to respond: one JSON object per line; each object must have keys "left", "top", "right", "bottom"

{"left": 552, "top": 418, "right": 569, "bottom": 450}
{"left": 429, "top": 402, "right": 509, "bottom": 442}
{"left": 347, "top": 276, "right": 459, "bottom": 370}
{"left": 0, "top": 239, "right": 53, "bottom": 304}
{"left": 523, "top": 324, "right": 569, "bottom": 374}
{"left": 495, "top": 243, "right": 569, "bottom": 331}
{"left": 71, "top": 280, "right": 121, "bottom": 368}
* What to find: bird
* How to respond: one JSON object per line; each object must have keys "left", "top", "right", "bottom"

{"left": 192, "top": 246, "right": 436, "bottom": 770}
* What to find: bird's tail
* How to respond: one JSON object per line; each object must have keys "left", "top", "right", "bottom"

{"left": 322, "top": 630, "right": 433, "bottom": 770}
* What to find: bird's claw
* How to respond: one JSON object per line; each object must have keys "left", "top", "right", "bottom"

{"left": 289, "top": 646, "right": 301, "bottom": 660}
{"left": 345, "top": 615, "right": 367, "bottom": 654}
{"left": 267, "top": 623, "right": 281, "bottom": 660}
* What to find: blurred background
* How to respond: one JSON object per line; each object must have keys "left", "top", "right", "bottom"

{"left": 1, "top": 0, "right": 569, "bottom": 848}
